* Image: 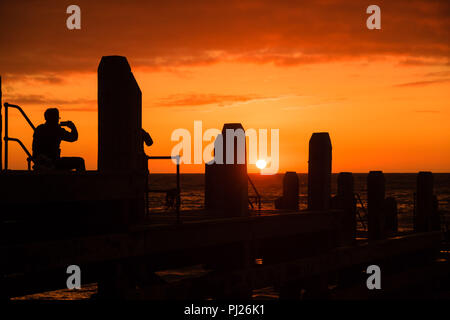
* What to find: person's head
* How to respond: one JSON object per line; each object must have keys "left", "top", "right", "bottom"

{"left": 44, "top": 108, "right": 59, "bottom": 125}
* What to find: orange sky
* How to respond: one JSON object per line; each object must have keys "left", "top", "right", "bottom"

{"left": 0, "top": 0, "right": 449, "bottom": 173}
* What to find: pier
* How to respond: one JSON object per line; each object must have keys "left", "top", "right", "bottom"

{"left": 0, "top": 57, "right": 449, "bottom": 300}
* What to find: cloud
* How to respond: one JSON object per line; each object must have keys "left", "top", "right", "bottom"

{"left": 397, "top": 58, "right": 450, "bottom": 67}
{"left": 0, "top": 0, "right": 448, "bottom": 77}
{"left": 154, "top": 93, "right": 263, "bottom": 107}
{"left": 3, "top": 93, "right": 95, "bottom": 106}
{"left": 9, "top": 74, "right": 66, "bottom": 84}
{"left": 395, "top": 78, "right": 450, "bottom": 87}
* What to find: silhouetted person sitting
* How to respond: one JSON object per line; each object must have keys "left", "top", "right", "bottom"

{"left": 32, "top": 108, "right": 85, "bottom": 172}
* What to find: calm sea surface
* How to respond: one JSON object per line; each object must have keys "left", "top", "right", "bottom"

{"left": 149, "top": 173, "right": 450, "bottom": 228}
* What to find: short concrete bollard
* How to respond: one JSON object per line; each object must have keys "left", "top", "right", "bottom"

{"left": 415, "top": 171, "right": 439, "bottom": 232}
{"left": 335, "top": 172, "right": 356, "bottom": 245}
{"left": 275, "top": 171, "right": 299, "bottom": 210}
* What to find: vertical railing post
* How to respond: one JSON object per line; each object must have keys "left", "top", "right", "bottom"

{"left": 0, "top": 76, "right": 2, "bottom": 171}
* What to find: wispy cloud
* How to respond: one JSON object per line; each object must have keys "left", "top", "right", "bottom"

{"left": 0, "top": 0, "right": 448, "bottom": 76}
{"left": 153, "top": 93, "right": 296, "bottom": 108}
{"left": 395, "top": 78, "right": 450, "bottom": 87}
{"left": 414, "top": 110, "right": 440, "bottom": 113}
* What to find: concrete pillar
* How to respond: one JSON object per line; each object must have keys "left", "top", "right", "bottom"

{"left": 97, "top": 56, "right": 146, "bottom": 223}
{"left": 98, "top": 56, "right": 143, "bottom": 173}
{"left": 384, "top": 197, "right": 398, "bottom": 236}
{"left": 307, "top": 132, "right": 332, "bottom": 211}
{"left": 204, "top": 124, "right": 248, "bottom": 217}
{"left": 275, "top": 171, "right": 299, "bottom": 210}
{"left": 337, "top": 172, "right": 356, "bottom": 244}
{"left": 415, "top": 171, "right": 434, "bottom": 232}
{"left": 367, "top": 171, "right": 386, "bottom": 241}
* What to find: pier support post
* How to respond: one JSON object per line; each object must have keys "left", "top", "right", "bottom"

{"left": 204, "top": 124, "right": 248, "bottom": 217}
{"left": 367, "top": 171, "right": 386, "bottom": 241}
{"left": 384, "top": 197, "right": 398, "bottom": 237}
{"left": 415, "top": 172, "right": 439, "bottom": 232}
{"left": 98, "top": 56, "right": 146, "bottom": 224}
{"left": 336, "top": 172, "right": 356, "bottom": 245}
{"left": 275, "top": 171, "right": 299, "bottom": 210}
{"left": 308, "top": 133, "right": 332, "bottom": 211}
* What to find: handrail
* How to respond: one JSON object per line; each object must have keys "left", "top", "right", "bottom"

{"left": 147, "top": 155, "right": 181, "bottom": 223}
{"left": 247, "top": 174, "right": 262, "bottom": 213}
{"left": 4, "top": 103, "right": 36, "bottom": 130}
{"left": 3, "top": 102, "right": 36, "bottom": 171}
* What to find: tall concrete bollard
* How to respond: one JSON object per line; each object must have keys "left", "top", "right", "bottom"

{"left": 307, "top": 133, "right": 332, "bottom": 211}
{"left": 98, "top": 56, "right": 144, "bottom": 173}
{"left": 275, "top": 172, "right": 299, "bottom": 210}
{"left": 204, "top": 124, "right": 248, "bottom": 217}
{"left": 415, "top": 171, "right": 437, "bottom": 232}
{"left": 367, "top": 171, "right": 386, "bottom": 241}
{"left": 336, "top": 172, "right": 356, "bottom": 244}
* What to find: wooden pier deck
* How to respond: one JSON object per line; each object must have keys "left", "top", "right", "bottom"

{"left": 1, "top": 207, "right": 448, "bottom": 299}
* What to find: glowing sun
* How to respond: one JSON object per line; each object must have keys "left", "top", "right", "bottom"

{"left": 256, "top": 159, "right": 267, "bottom": 169}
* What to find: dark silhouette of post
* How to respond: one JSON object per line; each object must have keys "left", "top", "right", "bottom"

{"left": 367, "top": 171, "right": 386, "bottom": 241}
{"left": 98, "top": 56, "right": 143, "bottom": 173}
{"left": 205, "top": 124, "right": 248, "bottom": 217}
{"left": 308, "top": 132, "right": 332, "bottom": 211}
{"left": 415, "top": 171, "right": 439, "bottom": 232}
{"left": 97, "top": 56, "right": 146, "bottom": 225}
{"left": 384, "top": 197, "right": 398, "bottom": 236}
{"left": 336, "top": 172, "right": 356, "bottom": 244}
{"left": 96, "top": 56, "right": 148, "bottom": 298}
{"left": 0, "top": 76, "right": 2, "bottom": 171}
{"left": 275, "top": 171, "right": 299, "bottom": 210}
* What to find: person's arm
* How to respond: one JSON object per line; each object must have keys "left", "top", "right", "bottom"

{"left": 142, "top": 129, "right": 153, "bottom": 146}
{"left": 61, "top": 121, "right": 78, "bottom": 142}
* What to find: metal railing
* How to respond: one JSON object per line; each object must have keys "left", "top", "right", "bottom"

{"left": 3, "top": 102, "right": 35, "bottom": 171}
{"left": 146, "top": 155, "right": 181, "bottom": 223}
{"left": 248, "top": 174, "right": 262, "bottom": 213}
{"left": 354, "top": 192, "right": 367, "bottom": 231}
